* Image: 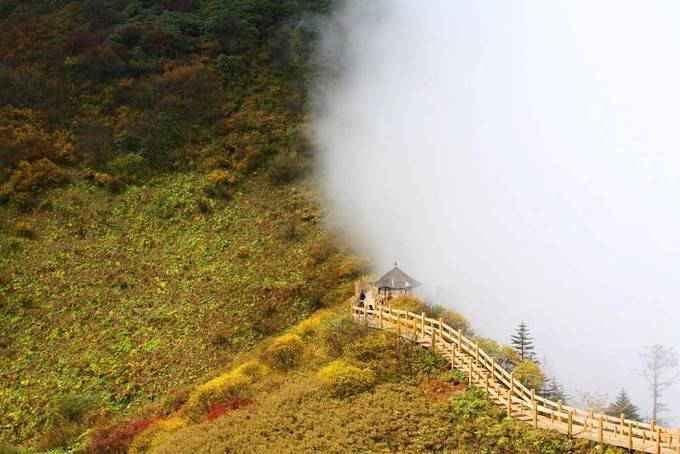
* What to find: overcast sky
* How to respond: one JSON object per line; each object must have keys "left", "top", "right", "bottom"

{"left": 313, "top": 0, "right": 680, "bottom": 423}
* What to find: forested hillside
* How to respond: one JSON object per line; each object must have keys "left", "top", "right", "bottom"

{"left": 0, "top": 0, "right": 365, "bottom": 449}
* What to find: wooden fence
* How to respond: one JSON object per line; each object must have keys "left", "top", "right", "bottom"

{"left": 351, "top": 304, "right": 680, "bottom": 454}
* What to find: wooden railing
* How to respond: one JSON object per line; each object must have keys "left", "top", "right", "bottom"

{"left": 351, "top": 304, "right": 680, "bottom": 454}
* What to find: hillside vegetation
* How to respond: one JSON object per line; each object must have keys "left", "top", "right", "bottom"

{"left": 0, "top": 1, "right": 627, "bottom": 453}
{"left": 0, "top": 0, "right": 364, "bottom": 448}
{"left": 85, "top": 309, "right": 620, "bottom": 453}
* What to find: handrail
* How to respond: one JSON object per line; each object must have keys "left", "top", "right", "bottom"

{"left": 352, "top": 304, "right": 680, "bottom": 454}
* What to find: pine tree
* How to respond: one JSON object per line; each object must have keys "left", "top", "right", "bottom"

{"left": 605, "top": 389, "right": 641, "bottom": 421}
{"left": 510, "top": 321, "right": 535, "bottom": 361}
{"left": 540, "top": 376, "right": 569, "bottom": 403}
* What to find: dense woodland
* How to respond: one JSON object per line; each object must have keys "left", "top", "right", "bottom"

{"left": 0, "top": 1, "right": 632, "bottom": 453}
{"left": 0, "top": 0, "right": 329, "bottom": 204}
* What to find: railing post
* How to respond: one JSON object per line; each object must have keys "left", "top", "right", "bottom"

{"left": 557, "top": 400, "right": 563, "bottom": 423}
{"left": 450, "top": 343, "right": 455, "bottom": 369}
{"left": 467, "top": 355, "right": 472, "bottom": 386}
{"left": 652, "top": 420, "right": 656, "bottom": 432}
{"left": 485, "top": 374, "right": 490, "bottom": 395}
{"left": 587, "top": 408, "right": 593, "bottom": 432}
{"left": 508, "top": 374, "right": 514, "bottom": 415}
{"left": 620, "top": 413, "right": 625, "bottom": 434}
{"left": 598, "top": 416, "right": 603, "bottom": 443}
{"left": 676, "top": 427, "right": 680, "bottom": 454}
{"left": 396, "top": 310, "right": 401, "bottom": 335}
{"left": 431, "top": 319, "right": 436, "bottom": 352}
{"left": 457, "top": 329, "right": 462, "bottom": 353}
{"left": 532, "top": 392, "right": 538, "bottom": 428}
{"left": 420, "top": 312, "right": 425, "bottom": 338}
{"left": 490, "top": 358, "right": 496, "bottom": 379}
{"left": 657, "top": 429, "right": 662, "bottom": 454}
{"left": 628, "top": 424, "right": 633, "bottom": 450}
{"left": 379, "top": 306, "right": 383, "bottom": 330}
{"left": 568, "top": 410, "right": 574, "bottom": 437}
{"left": 438, "top": 317, "right": 443, "bottom": 339}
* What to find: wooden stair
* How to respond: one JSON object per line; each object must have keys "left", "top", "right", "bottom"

{"left": 352, "top": 305, "right": 679, "bottom": 454}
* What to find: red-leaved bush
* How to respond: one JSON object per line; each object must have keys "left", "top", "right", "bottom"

{"left": 205, "top": 398, "right": 253, "bottom": 421}
{"left": 89, "top": 417, "right": 156, "bottom": 453}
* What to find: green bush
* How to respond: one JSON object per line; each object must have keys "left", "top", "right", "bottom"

{"left": 261, "top": 333, "right": 304, "bottom": 371}
{"left": 448, "top": 369, "right": 467, "bottom": 386}
{"left": 40, "top": 393, "right": 98, "bottom": 449}
{"left": 451, "top": 387, "right": 499, "bottom": 419}
{"left": 317, "top": 360, "right": 375, "bottom": 398}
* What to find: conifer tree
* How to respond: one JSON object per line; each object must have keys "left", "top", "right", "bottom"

{"left": 510, "top": 321, "right": 535, "bottom": 361}
{"left": 605, "top": 389, "right": 641, "bottom": 421}
{"left": 540, "top": 376, "right": 569, "bottom": 403}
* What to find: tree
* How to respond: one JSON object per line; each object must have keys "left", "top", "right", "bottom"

{"left": 575, "top": 390, "right": 609, "bottom": 414}
{"left": 514, "top": 360, "right": 545, "bottom": 391}
{"left": 540, "top": 376, "right": 569, "bottom": 404}
{"left": 605, "top": 389, "right": 640, "bottom": 421}
{"left": 640, "top": 344, "right": 679, "bottom": 423}
{"left": 510, "top": 321, "right": 535, "bottom": 361}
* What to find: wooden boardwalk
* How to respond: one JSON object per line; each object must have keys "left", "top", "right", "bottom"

{"left": 352, "top": 305, "right": 680, "bottom": 454}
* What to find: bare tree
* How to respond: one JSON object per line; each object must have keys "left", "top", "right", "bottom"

{"left": 640, "top": 344, "right": 680, "bottom": 423}
{"left": 575, "top": 389, "right": 609, "bottom": 413}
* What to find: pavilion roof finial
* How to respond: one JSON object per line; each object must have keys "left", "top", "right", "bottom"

{"left": 394, "top": 261, "right": 398, "bottom": 268}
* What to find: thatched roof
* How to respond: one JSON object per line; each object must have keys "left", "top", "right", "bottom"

{"left": 375, "top": 263, "right": 421, "bottom": 290}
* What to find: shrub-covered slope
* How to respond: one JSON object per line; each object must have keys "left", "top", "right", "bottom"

{"left": 0, "top": 172, "right": 362, "bottom": 447}
{"left": 0, "top": 0, "right": 352, "bottom": 447}
{"left": 90, "top": 309, "right": 621, "bottom": 454}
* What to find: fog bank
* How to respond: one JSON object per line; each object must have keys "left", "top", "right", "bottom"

{"left": 313, "top": 1, "right": 680, "bottom": 422}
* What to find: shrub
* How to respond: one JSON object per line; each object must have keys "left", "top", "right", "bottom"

{"left": 319, "top": 317, "right": 367, "bottom": 358}
{"left": 8, "top": 158, "right": 67, "bottom": 194}
{"left": 388, "top": 296, "right": 474, "bottom": 336}
{"left": 205, "top": 398, "right": 252, "bottom": 421}
{"left": 89, "top": 417, "right": 156, "bottom": 454}
{"left": 14, "top": 221, "right": 36, "bottom": 239}
{"left": 292, "top": 309, "right": 335, "bottom": 338}
{"left": 128, "top": 416, "right": 187, "bottom": 454}
{"left": 317, "top": 360, "right": 375, "bottom": 398}
{"left": 388, "top": 295, "right": 427, "bottom": 314}
{"left": 205, "top": 403, "right": 227, "bottom": 421}
{"left": 448, "top": 369, "right": 468, "bottom": 386}
{"left": 441, "top": 309, "right": 473, "bottom": 337}
{"left": 184, "top": 360, "right": 267, "bottom": 418}
{"left": 498, "top": 345, "right": 521, "bottom": 370}
{"left": 513, "top": 360, "right": 545, "bottom": 391}
{"left": 204, "top": 169, "right": 236, "bottom": 199}
{"left": 451, "top": 387, "right": 499, "bottom": 419}
{"left": 48, "top": 393, "right": 97, "bottom": 424}
{"left": 93, "top": 172, "right": 122, "bottom": 193}
{"left": 476, "top": 337, "right": 501, "bottom": 358}
{"left": 107, "top": 152, "right": 147, "bottom": 181}
{"left": 40, "top": 393, "right": 98, "bottom": 449}
{"left": 267, "top": 153, "right": 308, "bottom": 185}
{"left": 261, "top": 333, "right": 304, "bottom": 371}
